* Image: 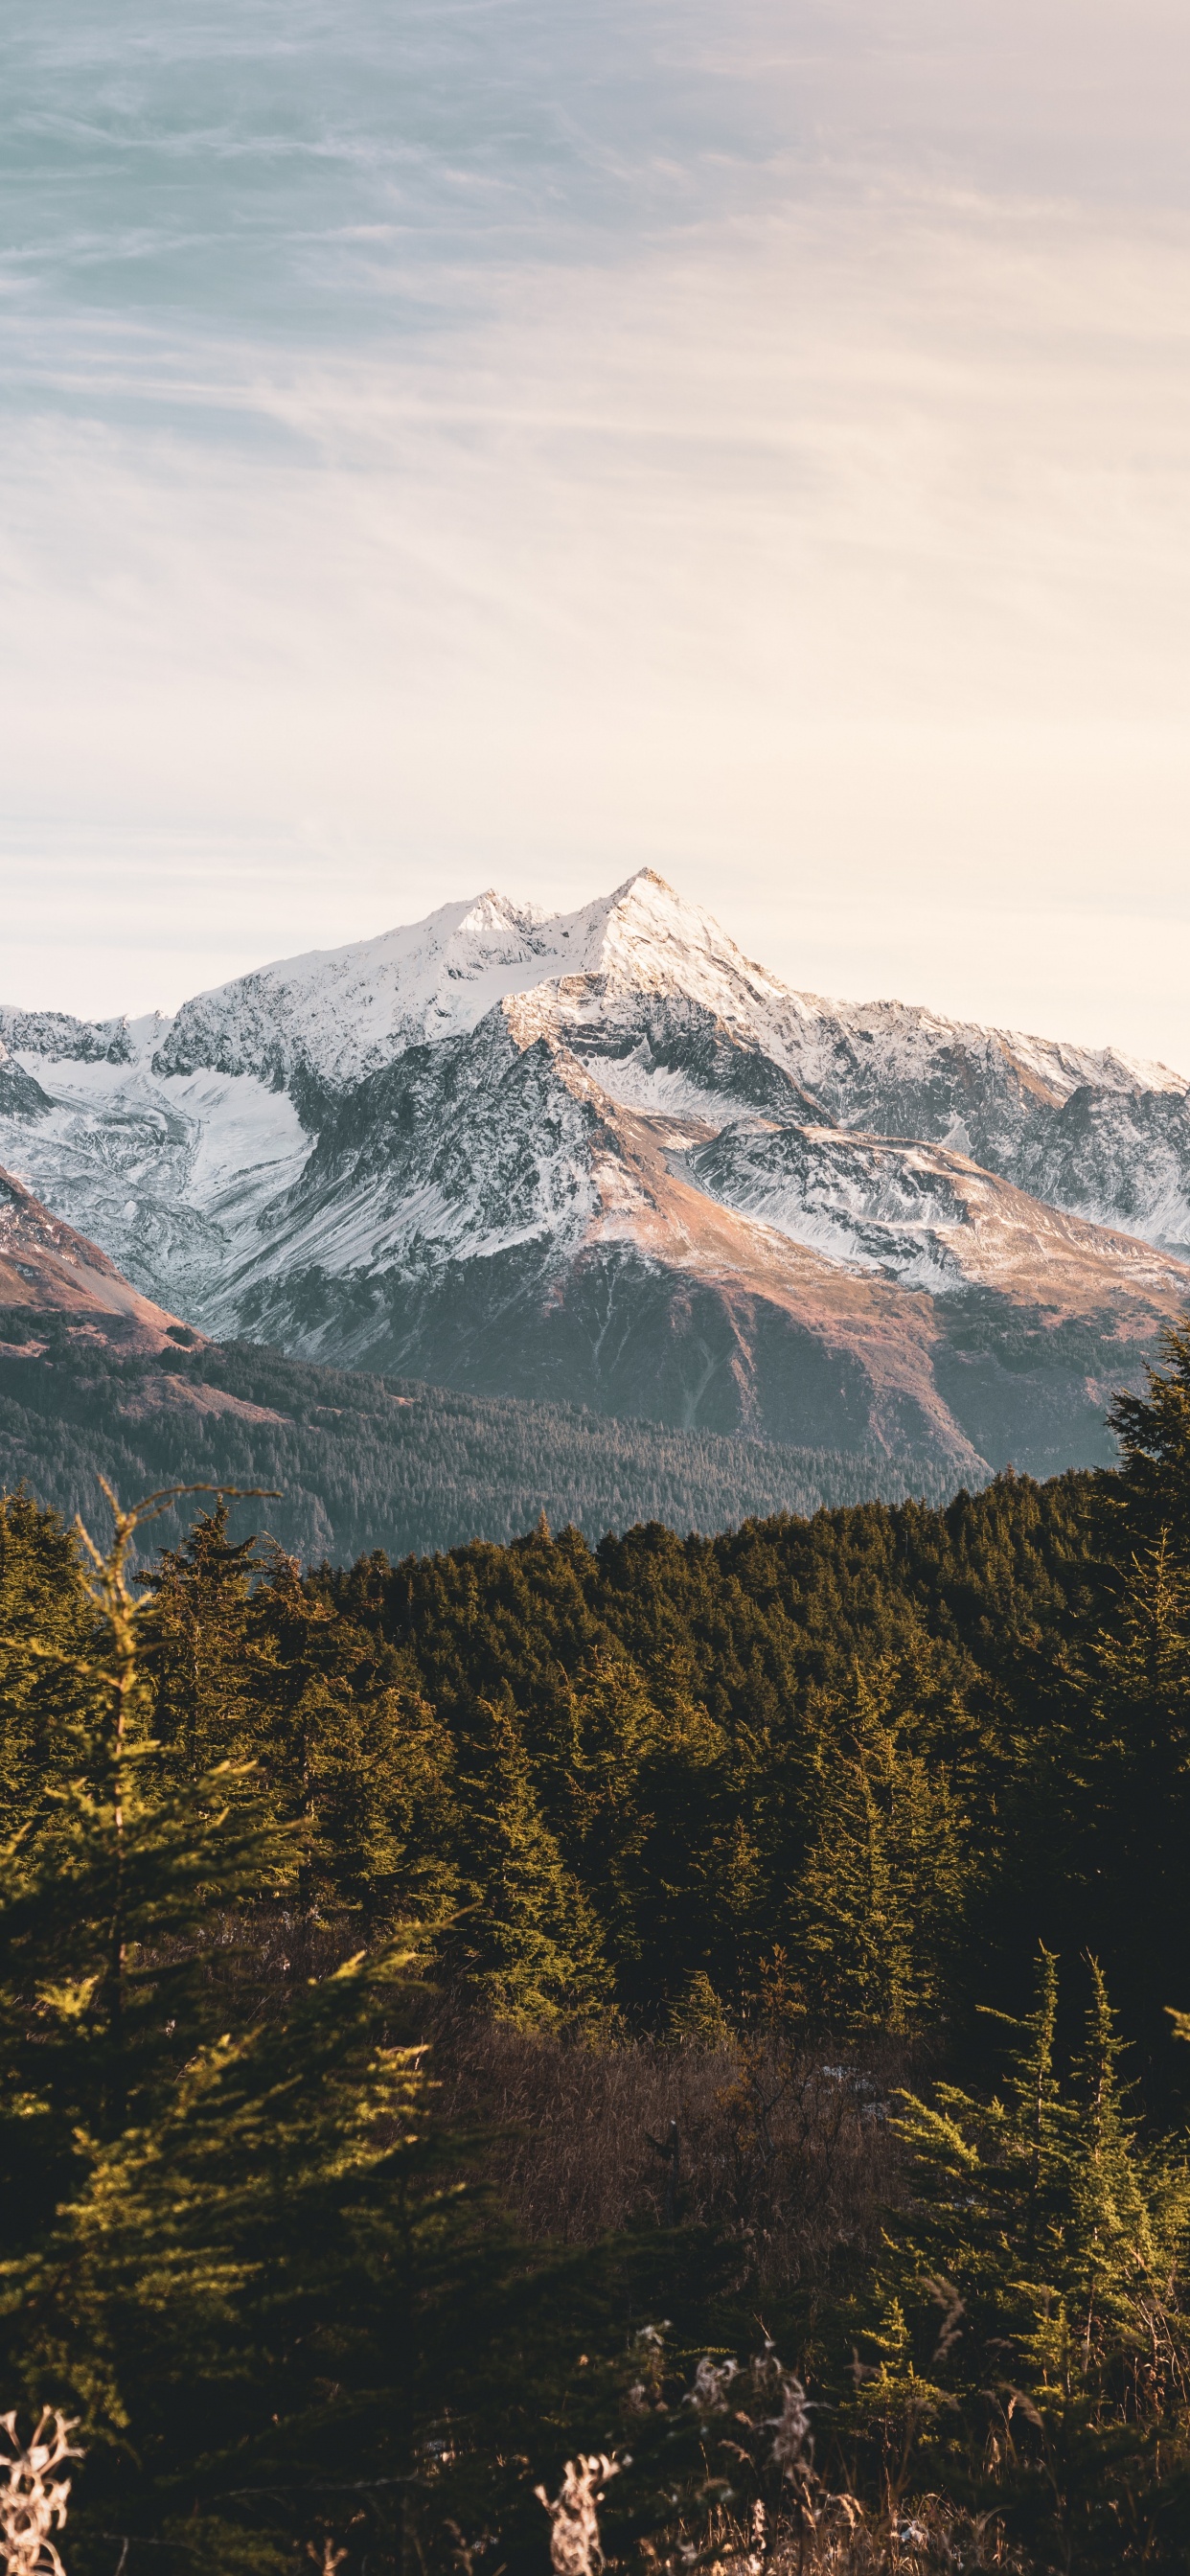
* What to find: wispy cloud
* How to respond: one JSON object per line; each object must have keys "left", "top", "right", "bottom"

{"left": 1, "top": 2, "right": 1189, "bottom": 1063}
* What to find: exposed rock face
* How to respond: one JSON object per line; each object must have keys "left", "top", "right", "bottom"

{"left": 1, "top": 871, "right": 1187, "bottom": 1486}
{"left": 1016, "top": 1084, "right": 1190, "bottom": 1257}
{"left": 0, "top": 1165, "right": 196, "bottom": 1353}
{"left": 684, "top": 1122, "right": 1181, "bottom": 1300}
{"left": 0, "top": 1046, "right": 52, "bottom": 1123}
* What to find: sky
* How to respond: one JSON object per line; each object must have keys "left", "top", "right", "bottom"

{"left": 3, "top": 0, "right": 1190, "bottom": 1070}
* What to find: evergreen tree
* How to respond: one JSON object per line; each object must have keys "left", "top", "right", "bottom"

{"left": 0, "top": 1488, "right": 94, "bottom": 1809}
{"left": 1065, "top": 1959, "right": 1162, "bottom": 2384}
{"left": 451, "top": 1696, "right": 609, "bottom": 2026}
{"left": 0, "top": 1484, "right": 290, "bottom": 2248}
{"left": 244, "top": 1545, "right": 463, "bottom": 1930}
{"left": 797, "top": 1668, "right": 968, "bottom": 2033}
{"left": 0, "top": 1495, "right": 535, "bottom": 2575}
{"left": 1106, "top": 1314, "right": 1190, "bottom": 1555}
{"left": 3, "top": 1937, "right": 499, "bottom": 2576}
{"left": 141, "top": 1501, "right": 258, "bottom": 1778}
{"left": 1064, "top": 1520, "right": 1190, "bottom": 2058}
{"left": 853, "top": 1950, "right": 1190, "bottom": 2564}
{"left": 299, "top": 1674, "right": 464, "bottom": 1931}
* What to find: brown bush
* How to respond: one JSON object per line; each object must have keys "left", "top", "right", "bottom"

{"left": 430, "top": 2011, "right": 907, "bottom": 2287}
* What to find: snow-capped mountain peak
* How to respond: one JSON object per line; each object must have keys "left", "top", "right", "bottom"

{"left": 151, "top": 869, "right": 786, "bottom": 1100}
{"left": 2, "top": 869, "right": 1189, "bottom": 1494}
{"left": 108, "top": 866, "right": 1187, "bottom": 1141}
{"left": 154, "top": 888, "right": 555, "bottom": 1093}
{"left": 544, "top": 868, "right": 783, "bottom": 1008}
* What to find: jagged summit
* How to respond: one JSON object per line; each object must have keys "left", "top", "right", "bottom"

{"left": 143, "top": 869, "right": 1188, "bottom": 1112}
{"left": 5, "top": 871, "right": 1187, "bottom": 1110}
{"left": 1, "top": 869, "right": 1188, "bottom": 1489}
{"left": 150, "top": 869, "right": 788, "bottom": 1095}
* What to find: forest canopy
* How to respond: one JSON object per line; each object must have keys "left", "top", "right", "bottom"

{"left": 0, "top": 1317, "right": 1188, "bottom": 2571}
{"left": 0, "top": 1319, "right": 958, "bottom": 1564}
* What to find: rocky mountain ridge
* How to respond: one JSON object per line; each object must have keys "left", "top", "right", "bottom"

{"left": 0, "top": 1165, "right": 195, "bottom": 1355}
{"left": 1, "top": 871, "right": 1187, "bottom": 1486}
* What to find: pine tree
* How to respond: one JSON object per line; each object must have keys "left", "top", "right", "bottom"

{"left": 856, "top": 1950, "right": 1190, "bottom": 2561}
{"left": 669, "top": 1967, "right": 733, "bottom": 2044}
{"left": 0, "top": 1488, "right": 94, "bottom": 1810}
{"left": 1106, "top": 1315, "right": 1190, "bottom": 1554}
{"left": 1065, "top": 1960, "right": 1165, "bottom": 2384}
{"left": 1067, "top": 1520, "right": 1190, "bottom": 2052}
{"left": 549, "top": 1657, "right": 665, "bottom": 1986}
{"left": 243, "top": 1546, "right": 463, "bottom": 1931}
{"left": 141, "top": 1501, "right": 258, "bottom": 1779}
{"left": 4, "top": 1936, "right": 498, "bottom": 2576}
{"left": 451, "top": 1697, "right": 609, "bottom": 2026}
{"left": 0, "top": 1496, "right": 524, "bottom": 2575}
{"left": 0, "top": 1484, "right": 290, "bottom": 2248}
{"left": 797, "top": 1669, "right": 967, "bottom": 2034}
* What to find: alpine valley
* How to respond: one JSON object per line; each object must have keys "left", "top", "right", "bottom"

{"left": 2, "top": 869, "right": 1188, "bottom": 1505}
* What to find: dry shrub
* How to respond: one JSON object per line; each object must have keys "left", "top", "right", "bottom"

{"left": 431, "top": 2012, "right": 905, "bottom": 2285}
{"left": 701, "top": 2496, "right": 1024, "bottom": 2572}
{"left": 535, "top": 2340, "right": 1022, "bottom": 2576}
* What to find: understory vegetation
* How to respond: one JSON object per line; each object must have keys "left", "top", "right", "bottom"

{"left": 1, "top": 1322, "right": 1189, "bottom": 2570}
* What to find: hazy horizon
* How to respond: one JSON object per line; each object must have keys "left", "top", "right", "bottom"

{"left": 4, "top": 3, "right": 1190, "bottom": 1070}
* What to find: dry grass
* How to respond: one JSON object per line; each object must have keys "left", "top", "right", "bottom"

{"left": 430, "top": 2012, "right": 907, "bottom": 2285}
{"left": 694, "top": 2498, "right": 1027, "bottom": 2572}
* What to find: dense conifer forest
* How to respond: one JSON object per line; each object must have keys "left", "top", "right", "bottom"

{"left": 1, "top": 1322, "right": 1189, "bottom": 2571}
{"left": 0, "top": 1315, "right": 962, "bottom": 1561}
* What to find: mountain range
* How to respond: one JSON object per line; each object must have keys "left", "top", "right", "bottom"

{"left": 2, "top": 869, "right": 1188, "bottom": 1494}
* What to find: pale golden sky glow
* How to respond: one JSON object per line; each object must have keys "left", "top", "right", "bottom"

{"left": 3, "top": 3, "right": 1190, "bottom": 1067}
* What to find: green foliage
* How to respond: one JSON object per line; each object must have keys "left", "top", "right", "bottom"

{"left": 0, "top": 1485, "right": 290, "bottom": 2249}
{"left": 447, "top": 1694, "right": 610, "bottom": 2025}
{"left": 0, "top": 1437, "right": 1157, "bottom": 2040}
{"left": 318, "top": 1470, "right": 1101, "bottom": 2032}
{"left": 1047, "top": 1324, "right": 1190, "bottom": 2066}
{"left": 0, "top": 1489, "right": 93, "bottom": 1808}
{"left": 0, "top": 1321, "right": 949, "bottom": 1565}
{"left": 142, "top": 1498, "right": 259, "bottom": 1772}
{"left": 799, "top": 1666, "right": 968, "bottom": 2034}
{"left": 1, "top": 1316, "right": 1190, "bottom": 2566}
{"left": 0, "top": 1490, "right": 591, "bottom": 2576}
{"left": 7, "top": 1937, "right": 506, "bottom": 2576}
{"left": 849, "top": 1949, "right": 1190, "bottom": 2564}
{"left": 1107, "top": 1313, "right": 1190, "bottom": 1551}
{"left": 142, "top": 1506, "right": 464, "bottom": 1933}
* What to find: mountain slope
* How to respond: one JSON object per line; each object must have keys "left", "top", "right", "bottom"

{"left": 0, "top": 1314, "right": 963, "bottom": 1563}
{"left": 0, "top": 1165, "right": 194, "bottom": 1353}
{"left": 213, "top": 1004, "right": 1184, "bottom": 1480}
{"left": 145, "top": 869, "right": 1190, "bottom": 1259}
{"left": 1, "top": 872, "right": 1187, "bottom": 1487}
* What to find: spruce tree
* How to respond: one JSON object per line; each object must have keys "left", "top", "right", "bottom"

{"left": 1068, "top": 1519, "right": 1190, "bottom": 2054}
{"left": 451, "top": 1696, "right": 608, "bottom": 2025}
{"left": 0, "top": 1494, "right": 525, "bottom": 2575}
{"left": 856, "top": 1950, "right": 1190, "bottom": 2562}
{"left": 5, "top": 1936, "right": 499, "bottom": 2576}
{"left": 0, "top": 1484, "right": 289, "bottom": 2248}
{"left": 1106, "top": 1314, "right": 1190, "bottom": 1553}
{"left": 141, "top": 1500, "right": 258, "bottom": 1779}
{"left": 0, "top": 1488, "right": 94, "bottom": 1810}
{"left": 797, "top": 1668, "right": 967, "bottom": 2033}
{"left": 243, "top": 1546, "right": 463, "bottom": 1930}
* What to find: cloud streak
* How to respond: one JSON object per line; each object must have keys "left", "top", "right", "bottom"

{"left": 2, "top": 2, "right": 1190, "bottom": 1067}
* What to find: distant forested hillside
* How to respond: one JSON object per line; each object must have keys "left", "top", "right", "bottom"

{"left": 0, "top": 1312, "right": 971, "bottom": 1560}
